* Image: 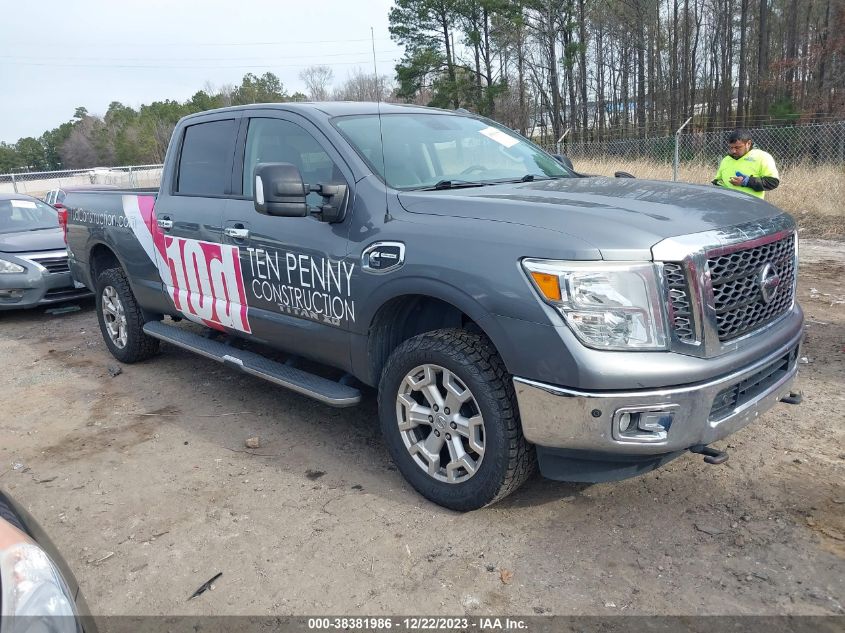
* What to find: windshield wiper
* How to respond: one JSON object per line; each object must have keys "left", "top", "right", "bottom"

{"left": 418, "top": 180, "right": 487, "bottom": 191}
{"left": 497, "top": 174, "right": 570, "bottom": 184}
{"left": 486, "top": 175, "right": 545, "bottom": 185}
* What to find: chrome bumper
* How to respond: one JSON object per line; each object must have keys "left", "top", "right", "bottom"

{"left": 514, "top": 330, "right": 802, "bottom": 456}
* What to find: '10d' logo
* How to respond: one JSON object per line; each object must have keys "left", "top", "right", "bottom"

{"left": 161, "top": 235, "right": 251, "bottom": 334}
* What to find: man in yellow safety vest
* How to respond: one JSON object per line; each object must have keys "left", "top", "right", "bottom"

{"left": 712, "top": 129, "right": 780, "bottom": 199}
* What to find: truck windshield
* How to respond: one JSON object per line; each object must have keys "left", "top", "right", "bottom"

{"left": 0, "top": 198, "right": 58, "bottom": 234}
{"left": 333, "top": 113, "right": 569, "bottom": 190}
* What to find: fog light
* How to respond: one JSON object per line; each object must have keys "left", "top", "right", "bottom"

{"left": 638, "top": 411, "right": 674, "bottom": 433}
{"left": 613, "top": 405, "right": 679, "bottom": 443}
{"left": 0, "top": 289, "right": 24, "bottom": 301}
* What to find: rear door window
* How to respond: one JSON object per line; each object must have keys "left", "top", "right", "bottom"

{"left": 176, "top": 119, "right": 237, "bottom": 196}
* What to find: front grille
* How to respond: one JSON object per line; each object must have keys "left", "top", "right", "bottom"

{"left": 709, "top": 347, "right": 798, "bottom": 421}
{"left": 32, "top": 255, "right": 70, "bottom": 274}
{"left": 664, "top": 262, "right": 695, "bottom": 342}
{"left": 708, "top": 234, "right": 795, "bottom": 342}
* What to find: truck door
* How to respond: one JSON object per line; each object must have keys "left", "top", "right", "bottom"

{"left": 224, "top": 113, "right": 357, "bottom": 370}
{"left": 151, "top": 115, "right": 248, "bottom": 332}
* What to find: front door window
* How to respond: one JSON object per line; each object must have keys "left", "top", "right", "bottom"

{"left": 243, "top": 118, "right": 346, "bottom": 207}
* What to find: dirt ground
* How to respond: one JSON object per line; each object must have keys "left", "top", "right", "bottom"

{"left": 1, "top": 239, "right": 843, "bottom": 617}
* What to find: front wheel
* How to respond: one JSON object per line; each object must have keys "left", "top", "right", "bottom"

{"left": 95, "top": 267, "right": 159, "bottom": 363}
{"left": 378, "top": 329, "right": 536, "bottom": 511}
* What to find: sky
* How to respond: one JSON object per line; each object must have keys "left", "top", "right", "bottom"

{"left": 0, "top": 0, "right": 403, "bottom": 144}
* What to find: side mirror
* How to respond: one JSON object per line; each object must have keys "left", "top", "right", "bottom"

{"left": 552, "top": 154, "right": 574, "bottom": 170}
{"left": 313, "top": 183, "right": 348, "bottom": 223}
{"left": 254, "top": 163, "right": 308, "bottom": 217}
{"left": 614, "top": 171, "right": 636, "bottom": 179}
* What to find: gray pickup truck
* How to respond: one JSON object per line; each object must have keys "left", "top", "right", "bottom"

{"left": 63, "top": 103, "right": 803, "bottom": 510}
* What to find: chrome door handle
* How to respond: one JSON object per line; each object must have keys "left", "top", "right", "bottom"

{"left": 224, "top": 227, "right": 250, "bottom": 239}
{"left": 157, "top": 218, "right": 173, "bottom": 230}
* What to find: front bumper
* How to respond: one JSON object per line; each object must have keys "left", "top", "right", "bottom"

{"left": 514, "top": 326, "right": 802, "bottom": 457}
{"left": 0, "top": 252, "right": 91, "bottom": 310}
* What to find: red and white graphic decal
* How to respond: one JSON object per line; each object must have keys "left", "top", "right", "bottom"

{"left": 122, "top": 195, "right": 251, "bottom": 334}
{"left": 161, "top": 235, "right": 251, "bottom": 333}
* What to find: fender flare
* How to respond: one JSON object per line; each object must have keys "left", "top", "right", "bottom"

{"left": 85, "top": 238, "right": 166, "bottom": 320}
{"left": 351, "top": 276, "right": 518, "bottom": 384}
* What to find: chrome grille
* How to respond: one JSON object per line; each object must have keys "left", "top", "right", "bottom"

{"left": 664, "top": 262, "right": 695, "bottom": 342}
{"left": 708, "top": 234, "right": 795, "bottom": 342}
{"left": 653, "top": 216, "right": 798, "bottom": 358}
{"left": 32, "top": 255, "right": 70, "bottom": 274}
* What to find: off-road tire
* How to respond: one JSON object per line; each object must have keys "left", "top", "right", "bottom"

{"left": 95, "top": 267, "right": 159, "bottom": 363}
{"left": 378, "top": 329, "right": 536, "bottom": 511}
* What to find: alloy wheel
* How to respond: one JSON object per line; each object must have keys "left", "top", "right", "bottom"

{"left": 101, "top": 285, "right": 128, "bottom": 349}
{"left": 396, "top": 364, "right": 486, "bottom": 484}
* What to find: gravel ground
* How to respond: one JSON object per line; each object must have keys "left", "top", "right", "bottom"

{"left": 0, "top": 239, "right": 843, "bottom": 616}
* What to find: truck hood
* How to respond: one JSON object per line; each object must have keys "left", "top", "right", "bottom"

{"left": 397, "top": 177, "right": 785, "bottom": 259}
{"left": 0, "top": 227, "right": 66, "bottom": 253}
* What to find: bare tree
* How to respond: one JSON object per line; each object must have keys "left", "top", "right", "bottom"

{"left": 754, "top": 0, "right": 770, "bottom": 118}
{"left": 59, "top": 118, "right": 101, "bottom": 168}
{"left": 217, "top": 84, "right": 235, "bottom": 107}
{"left": 736, "top": 0, "right": 749, "bottom": 126}
{"left": 299, "top": 65, "right": 335, "bottom": 101}
{"left": 333, "top": 68, "right": 395, "bottom": 102}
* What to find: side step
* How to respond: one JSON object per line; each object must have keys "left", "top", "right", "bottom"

{"left": 143, "top": 321, "right": 361, "bottom": 408}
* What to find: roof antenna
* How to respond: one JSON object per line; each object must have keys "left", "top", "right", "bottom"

{"left": 372, "top": 27, "right": 392, "bottom": 222}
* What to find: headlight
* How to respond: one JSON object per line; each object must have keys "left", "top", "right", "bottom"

{"left": 522, "top": 259, "right": 667, "bottom": 350}
{"left": 0, "top": 259, "right": 25, "bottom": 274}
{"left": 1, "top": 542, "right": 79, "bottom": 633}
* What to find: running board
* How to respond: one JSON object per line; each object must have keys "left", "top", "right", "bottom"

{"left": 143, "top": 321, "right": 361, "bottom": 408}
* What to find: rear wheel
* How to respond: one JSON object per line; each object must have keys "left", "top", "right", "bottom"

{"left": 95, "top": 267, "right": 159, "bottom": 363}
{"left": 378, "top": 329, "right": 536, "bottom": 511}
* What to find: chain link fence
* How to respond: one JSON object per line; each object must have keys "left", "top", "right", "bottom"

{"left": 3, "top": 122, "right": 842, "bottom": 196}
{"left": 0, "top": 164, "right": 164, "bottom": 199}
{"left": 538, "top": 120, "right": 844, "bottom": 233}
{"left": 549, "top": 121, "right": 845, "bottom": 178}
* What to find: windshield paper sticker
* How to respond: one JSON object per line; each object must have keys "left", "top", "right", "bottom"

{"left": 478, "top": 126, "right": 519, "bottom": 148}
{"left": 11, "top": 200, "right": 37, "bottom": 209}
{"left": 246, "top": 247, "right": 355, "bottom": 327}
